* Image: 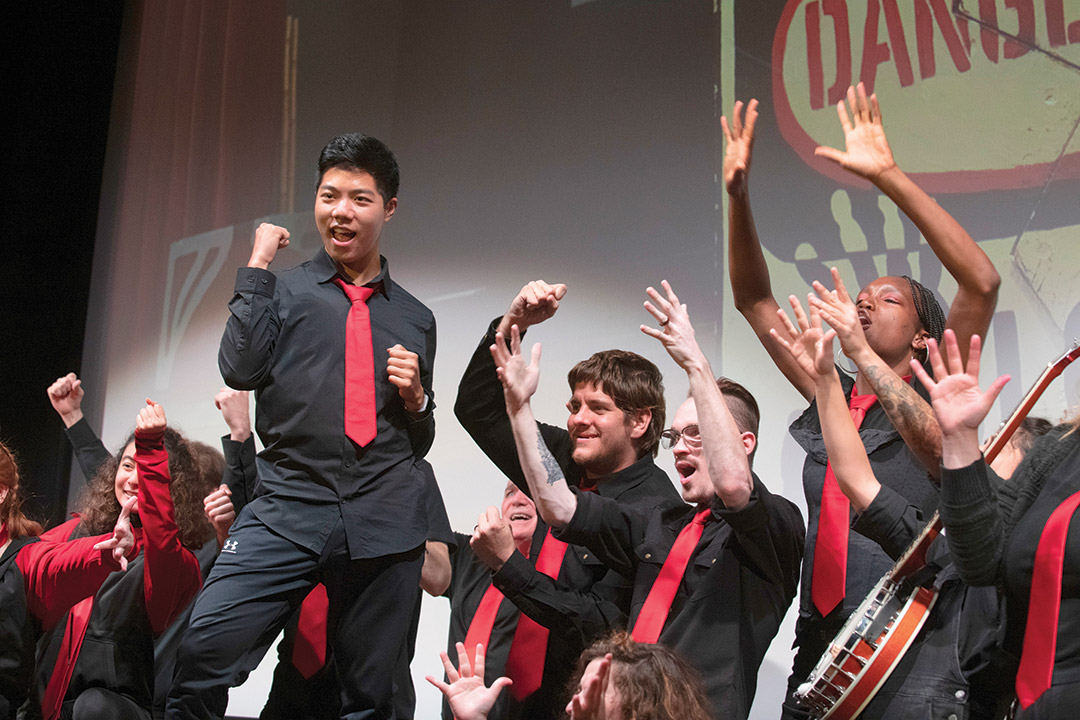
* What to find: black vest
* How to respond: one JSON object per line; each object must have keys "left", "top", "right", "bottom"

{"left": 1, "top": 535, "right": 41, "bottom": 720}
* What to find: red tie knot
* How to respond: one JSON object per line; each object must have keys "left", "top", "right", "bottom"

{"left": 334, "top": 277, "right": 374, "bottom": 304}
{"left": 693, "top": 508, "right": 712, "bottom": 525}
{"left": 849, "top": 393, "right": 877, "bottom": 414}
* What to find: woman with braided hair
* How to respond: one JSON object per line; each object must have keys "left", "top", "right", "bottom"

{"left": 723, "top": 82, "right": 1000, "bottom": 719}
{"left": 1, "top": 441, "right": 136, "bottom": 720}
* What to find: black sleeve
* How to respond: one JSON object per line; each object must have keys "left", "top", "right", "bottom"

{"left": 405, "top": 315, "right": 437, "bottom": 459}
{"left": 64, "top": 417, "right": 113, "bottom": 483}
{"left": 555, "top": 491, "right": 645, "bottom": 580}
{"left": 716, "top": 478, "right": 806, "bottom": 598}
{"left": 851, "top": 484, "right": 925, "bottom": 560}
{"left": 939, "top": 458, "right": 1007, "bottom": 587}
{"left": 221, "top": 435, "right": 257, "bottom": 515}
{"left": 218, "top": 267, "right": 280, "bottom": 390}
{"left": 491, "top": 547, "right": 631, "bottom": 646}
{"left": 454, "top": 317, "right": 576, "bottom": 494}
{"left": 418, "top": 459, "right": 456, "bottom": 549}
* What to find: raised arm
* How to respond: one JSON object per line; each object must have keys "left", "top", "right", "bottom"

{"left": 132, "top": 400, "right": 204, "bottom": 634}
{"left": 490, "top": 326, "right": 577, "bottom": 527}
{"left": 219, "top": 223, "right": 290, "bottom": 389}
{"left": 771, "top": 297, "right": 880, "bottom": 512}
{"left": 810, "top": 267, "right": 942, "bottom": 478}
{"left": 641, "top": 280, "right": 753, "bottom": 510}
{"left": 911, "top": 331, "right": 1011, "bottom": 585}
{"left": 49, "top": 373, "right": 112, "bottom": 482}
{"left": 215, "top": 387, "right": 256, "bottom": 513}
{"left": 815, "top": 84, "right": 999, "bottom": 362}
{"left": 455, "top": 282, "right": 576, "bottom": 492}
{"left": 724, "top": 99, "right": 816, "bottom": 401}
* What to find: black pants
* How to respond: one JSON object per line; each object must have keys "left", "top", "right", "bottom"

{"left": 166, "top": 508, "right": 423, "bottom": 720}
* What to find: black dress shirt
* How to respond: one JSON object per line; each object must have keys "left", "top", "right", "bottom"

{"left": 557, "top": 479, "right": 804, "bottom": 720}
{"left": 456, "top": 318, "right": 683, "bottom": 718}
{"left": 789, "top": 366, "right": 939, "bottom": 623}
{"left": 219, "top": 250, "right": 436, "bottom": 559}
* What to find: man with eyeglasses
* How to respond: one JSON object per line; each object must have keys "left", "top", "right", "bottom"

{"left": 455, "top": 279, "right": 683, "bottom": 719}
{"left": 488, "top": 280, "right": 805, "bottom": 720}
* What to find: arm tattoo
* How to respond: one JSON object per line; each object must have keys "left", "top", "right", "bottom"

{"left": 863, "top": 365, "right": 940, "bottom": 448}
{"left": 536, "top": 434, "right": 566, "bottom": 486}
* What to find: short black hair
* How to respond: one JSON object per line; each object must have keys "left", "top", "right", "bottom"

{"left": 316, "top": 134, "right": 400, "bottom": 203}
{"left": 716, "top": 377, "right": 760, "bottom": 467}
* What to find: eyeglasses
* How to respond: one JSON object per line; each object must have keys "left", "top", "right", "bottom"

{"left": 660, "top": 424, "right": 701, "bottom": 449}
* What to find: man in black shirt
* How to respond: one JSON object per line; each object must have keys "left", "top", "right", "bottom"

{"left": 455, "top": 280, "right": 682, "bottom": 718}
{"left": 168, "top": 134, "right": 436, "bottom": 719}
{"left": 489, "top": 280, "right": 804, "bottom": 720}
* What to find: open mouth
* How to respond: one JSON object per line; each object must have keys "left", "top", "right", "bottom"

{"left": 509, "top": 512, "right": 533, "bottom": 522}
{"left": 330, "top": 227, "right": 356, "bottom": 245}
{"left": 858, "top": 312, "right": 871, "bottom": 330}
{"left": 675, "top": 460, "right": 696, "bottom": 482}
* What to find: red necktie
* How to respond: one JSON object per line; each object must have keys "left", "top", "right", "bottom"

{"left": 292, "top": 583, "right": 330, "bottom": 679}
{"left": 334, "top": 278, "right": 377, "bottom": 447}
{"left": 632, "top": 507, "right": 712, "bottom": 644}
{"left": 504, "top": 529, "right": 569, "bottom": 699}
{"left": 41, "top": 597, "right": 94, "bottom": 720}
{"left": 811, "top": 392, "right": 878, "bottom": 616}
{"left": 1015, "top": 489, "right": 1080, "bottom": 708}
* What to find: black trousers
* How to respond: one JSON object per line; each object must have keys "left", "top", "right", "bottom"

{"left": 166, "top": 507, "right": 423, "bottom": 720}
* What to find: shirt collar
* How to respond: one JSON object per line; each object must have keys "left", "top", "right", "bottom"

{"left": 592, "top": 454, "right": 659, "bottom": 499}
{"left": 313, "top": 250, "right": 392, "bottom": 299}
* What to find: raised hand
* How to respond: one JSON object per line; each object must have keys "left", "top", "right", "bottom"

{"left": 568, "top": 653, "right": 613, "bottom": 720}
{"left": 721, "top": 99, "right": 759, "bottom": 197}
{"left": 640, "top": 280, "right": 706, "bottom": 372}
{"left": 769, "top": 295, "right": 837, "bottom": 382}
{"left": 47, "top": 372, "right": 85, "bottom": 428}
{"left": 814, "top": 83, "right": 897, "bottom": 181}
{"left": 136, "top": 399, "right": 167, "bottom": 434}
{"left": 911, "top": 330, "right": 1009, "bottom": 440}
{"left": 214, "top": 388, "right": 252, "bottom": 442}
{"left": 490, "top": 325, "right": 542, "bottom": 415}
{"left": 387, "top": 345, "right": 425, "bottom": 412}
{"left": 498, "top": 280, "right": 567, "bottom": 335}
{"left": 95, "top": 495, "right": 138, "bottom": 571}
{"left": 808, "top": 267, "right": 868, "bottom": 358}
{"left": 248, "top": 222, "right": 290, "bottom": 269}
{"left": 203, "top": 485, "right": 236, "bottom": 548}
{"left": 426, "top": 642, "right": 511, "bottom": 720}
{"left": 470, "top": 506, "right": 515, "bottom": 571}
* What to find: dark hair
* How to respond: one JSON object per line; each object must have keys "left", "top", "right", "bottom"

{"left": 316, "top": 133, "right": 400, "bottom": 203}
{"left": 568, "top": 350, "right": 665, "bottom": 458}
{"left": 901, "top": 275, "right": 945, "bottom": 345}
{"left": 715, "top": 377, "right": 760, "bottom": 467}
{"left": 569, "top": 631, "right": 712, "bottom": 720}
{"left": 0, "top": 440, "right": 42, "bottom": 539}
{"left": 1012, "top": 416, "right": 1053, "bottom": 454}
{"left": 76, "top": 429, "right": 216, "bottom": 550}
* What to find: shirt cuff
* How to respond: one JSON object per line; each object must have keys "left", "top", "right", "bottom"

{"left": 852, "top": 484, "right": 921, "bottom": 559}
{"left": 491, "top": 549, "right": 533, "bottom": 596}
{"left": 235, "top": 267, "right": 276, "bottom": 298}
{"left": 65, "top": 417, "right": 99, "bottom": 451}
{"left": 940, "top": 458, "right": 993, "bottom": 508}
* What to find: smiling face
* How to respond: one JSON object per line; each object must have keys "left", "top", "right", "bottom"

{"left": 855, "top": 276, "right": 927, "bottom": 367}
{"left": 314, "top": 167, "right": 397, "bottom": 281}
{"left": 501, "top": 482, "right": 537, "bottom": 555}
{"left": 113, "top": 441, "right": 138, "bottom": 513}
{"left": 669, "top": 399, "right": 715, "bottom": 506}
{"left": 566, "top": 383, "right": 647, "bottom": 479}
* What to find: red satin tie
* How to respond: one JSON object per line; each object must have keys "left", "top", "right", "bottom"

{"left": 812, "top": 392, "right": 878, "bottom": 616}
{"left": 41, "top": 596, "right": 94, "bottom": 720}
{"left": 334, "top": 278, "right": 377, "bottom": 447}
{"left": 504, "top": 529, "right": 569, "bottom": 699}
{"left": 1015, "top": 488, "right": 1080, "bottom": 708}
{"left": 631, "top": 507, "right": 712, "bottom": 644}
{"left": 292, "top": 583, "right": 330, "bottom": 679}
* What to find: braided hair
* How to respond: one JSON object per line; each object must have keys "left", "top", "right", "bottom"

{"left": 901, "top": 275, "right": 945, "bottom": 347}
